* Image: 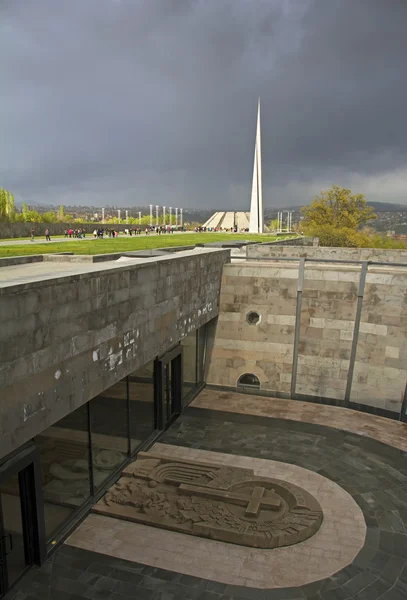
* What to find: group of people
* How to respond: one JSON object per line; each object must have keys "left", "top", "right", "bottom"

{"left": 194, "top": 226, "right": 249, "bottom": 233}
{"left": 93, "top": 228, "right": 119, "bottom": 238}
{"left": 30, "top": 228, "right": 52, "bottom": 241}
{"left": 151, "top": 226, "right": 176, "bottom": 235}
{"left": 64, "top": 228, "right": 86, "bottom": 238}
{"left": 28, "top": 225, "right": 186, "bottom": 242}
{"left": 123, "top": 228, "right": 144, "bottom": 236}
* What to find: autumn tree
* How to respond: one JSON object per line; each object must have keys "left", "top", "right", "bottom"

{"left": 301, "top": 185, "right": 377, "bottom": 247}
{"left": 302, "top": 185, "right": 376, "bottom": 229}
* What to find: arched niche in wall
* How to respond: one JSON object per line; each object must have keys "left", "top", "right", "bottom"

{"left": 237, "top": 373, "right": 261, "bottom": 390}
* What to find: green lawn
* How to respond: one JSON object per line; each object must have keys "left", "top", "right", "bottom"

{"left": 0, "top": 233, "right": 299, "bottom": 258}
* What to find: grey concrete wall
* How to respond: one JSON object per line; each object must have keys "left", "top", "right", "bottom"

{"left": 0, "top": 255, "right": 44, "bottom": 268}
{"left": 258, "top": 237, "right": 315, "bottom": 247}
{"left": 0, "top": 249, "right": 229, "bottom": 460}
{"left": 0, "top": 222, "right": 145, "bottom": 239}
{"left": 247, "top": 245, "right": 407, "bottom": 263}
{"left": 207, "top": 261, "right": 407, "bottom": 417}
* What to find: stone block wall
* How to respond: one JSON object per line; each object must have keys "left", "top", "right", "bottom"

{"left": 247, "top": 245, "right": 407, "bottom": 263}
{"left": 0, "top": 249, "right": 229, "bottom": 459}
{"left": 207, "top": 261, "right": 407, "bottom": 417}
{"left": 259, "top": 236, "right": 315, "bottom": 247}
{"left": 0, "top": 222, "right": 145, "bottom": 239}
{"left": 296, "top": 266, "right": 359, "bottom": 400}
{"left": 351, "top": 270, "right": 407, "bottom": 413}
{"left": 207, "top": 264, "right": 298, "bottom": 393}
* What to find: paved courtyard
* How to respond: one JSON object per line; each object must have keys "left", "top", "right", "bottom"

{"left": 6, "top": 392, "right": 407, "bottom": 600}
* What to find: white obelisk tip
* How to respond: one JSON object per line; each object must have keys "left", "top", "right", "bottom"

{"left": 249, "top": 99, "right": 264, "bottom": 233}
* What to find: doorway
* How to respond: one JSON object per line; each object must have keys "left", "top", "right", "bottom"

{"left": 0, "top": 448, "right": 44, "bottom": 598}
{"left": 156, "top": 347, "right": 182, "bottom": 430}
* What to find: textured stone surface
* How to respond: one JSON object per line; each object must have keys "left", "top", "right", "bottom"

{"left": 194, "top": 389, "right": 407, "bottom": 451}
{"left": 0, "top": 248, "right": 229, "bottom": 459}
{"left": 247, "top": 244, "right": 407, "bottom": 263}
{"left": 8, "top": 403, "right": 407, "bottom": 599}
{"left": 72, "top": 444, "right": 364, "bottom": 588}
{"left": 93, "top": 452, "right": 323, "bottom": 549}
{"left": 206, "top": 261, "right": 407, "bottom": 415}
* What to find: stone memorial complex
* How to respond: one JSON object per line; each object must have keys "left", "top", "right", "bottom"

{"left": 1, "top": 239, "right": 407, "bottom": 597}
{"left": 94, "top": 452, "right": 323, "bottom": 548}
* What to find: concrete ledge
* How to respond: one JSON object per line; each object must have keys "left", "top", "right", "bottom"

{"left": 0, "top": 255, "right": 44, "bottom": 268}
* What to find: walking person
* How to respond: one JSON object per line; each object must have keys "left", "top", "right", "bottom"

{"left": 45, "top": 228, "right": 51, "bottom": 241}
{"left": 30, "top": 228, "right": 35, "bottom": 242}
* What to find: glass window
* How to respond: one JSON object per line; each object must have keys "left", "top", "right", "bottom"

{"left": 90, "top": 381, "right": 129, "bottom": 490}
{"left": 0, "top": 470, "right": 30, "bottom": 587}
{"left": 128, "top": 360, "right": 157, "bottom": 452}
{"left": 181, "top": 330, "right": 197, "bottom": 401}
{"left": 197, "top": 325, "right": 207, "bottom": 384}
{"left": 35, "top": 404, "right": 91, "bottom": 541}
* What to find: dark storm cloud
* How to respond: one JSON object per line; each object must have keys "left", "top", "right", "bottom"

{"left": 1, "top": 0, "right": 406, "bottom": 209}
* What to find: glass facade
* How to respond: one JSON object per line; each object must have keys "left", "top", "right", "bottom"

{"left": 0, "top": 322, "right": 210, "bottom": 596}
{"left": 197, "top": 325, "right": 207, "bottom": 384}
{"left": 181, "top": 330, "right": 197, "bottom": 402}
{"left": 128, "top": 360, "right": 157, "bottom": 452}
{"left": 0, "top": 473, "right": 28, "bottom": 587}
{"left": 90, "top": 381, "right": 130, "bottom": 490}
{"left": 181, "top": 323, "right": 209, "bottom": 402}
{"left": 35, "top": 404, "right": 91, "bottom": 540}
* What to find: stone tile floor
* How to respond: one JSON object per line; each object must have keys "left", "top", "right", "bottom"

{"left": 67, "top": 445, "right": 366, "bottom": 588}
{"left": 6, "top": 400, "right": 407, "bottom": 600}
{"left": 194, "top": 390, "right": 407, "bottom": 452}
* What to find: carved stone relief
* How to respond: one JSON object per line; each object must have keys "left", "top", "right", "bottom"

{"left": 93, "top": 453, "right": 323, "bottom": 548}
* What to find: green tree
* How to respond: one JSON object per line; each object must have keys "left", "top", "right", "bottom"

{"left": 0, "top": 188, "right": 16, "bottom": 221}
{"left": 269, "top": 218, "right": 279, "bottom": 231}
{"left": 302, "top": 185, "right": 376, "bottom": 230}
{"left": 58, "top": 205, "right": 65, "bottom": 221}
{"left": 40, "top": 211, "right": 58, "bottom": 223}
{"left": 22, "top": 208, "right": 42, "bottom": 222}
{"left": 301, "top": 185, "right": 377, "bottom": 247}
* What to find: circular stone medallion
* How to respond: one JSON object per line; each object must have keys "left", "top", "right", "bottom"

{"left": 213, "top": 478, "right": 323, "bottom": 548}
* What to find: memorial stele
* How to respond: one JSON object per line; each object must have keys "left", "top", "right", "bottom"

{"left": 95, "top": 453, "right": 323, "bottom": 549}
{"left": 249, "top": 98, "right": 264, "bottom": 234}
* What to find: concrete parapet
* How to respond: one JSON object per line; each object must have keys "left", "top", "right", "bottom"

{"left": 0, "top": 248, "right": 230, "bottom": 459}
{"left": 247, "top": 244, "right": 407, "bottom": 263}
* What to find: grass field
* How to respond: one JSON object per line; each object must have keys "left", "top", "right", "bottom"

{"left": 0, "top": 233, "right": 298, "bottom": 258}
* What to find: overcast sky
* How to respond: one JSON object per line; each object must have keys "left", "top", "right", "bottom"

{"left": 1, "top": 0, "right": 406, "bottom": 209}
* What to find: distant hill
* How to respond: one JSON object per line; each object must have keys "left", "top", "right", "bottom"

{"left": 274, "top": 201, "right": 407, "bottom": 213}
{"left": 368, "top": 201, "right": 407, "bottom": 212}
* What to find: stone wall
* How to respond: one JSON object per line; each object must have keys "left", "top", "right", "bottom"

{"left": 258, "top": 236, "right": 315, "bottom": 247}
{"left": 0, "top": 222, "right": 145, "bottom": 239}
{"left": 0, "top": 249, "right": 229, "bottom": 459}
{"left": 206, "top": 261, "right": 407, "bottom": 417}
{"left": 247, "top": 245, "right": 407, "bottom": 263}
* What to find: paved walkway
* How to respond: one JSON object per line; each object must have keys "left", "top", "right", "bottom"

{"left": 194, "top": 389, "right": 407, "bottom": 451}
{"left": 8, "top": 396, "right": 407, "bottom": 600}
{"left": 67, "top": 444, "right": 367, "bottom": 588}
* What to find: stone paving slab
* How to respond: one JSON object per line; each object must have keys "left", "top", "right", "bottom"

{"left": 193, "top": 389, "right": 407, "bottom": 451}
{"left": 66, "top": 444, "right": 365, "bottom": 588}
{"left": 7, "top": 406, "right": 407, "bottom": 600}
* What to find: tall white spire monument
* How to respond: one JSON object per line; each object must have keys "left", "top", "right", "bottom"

{"left": 249, "top": 98, "right": 264, "bottom": 233}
